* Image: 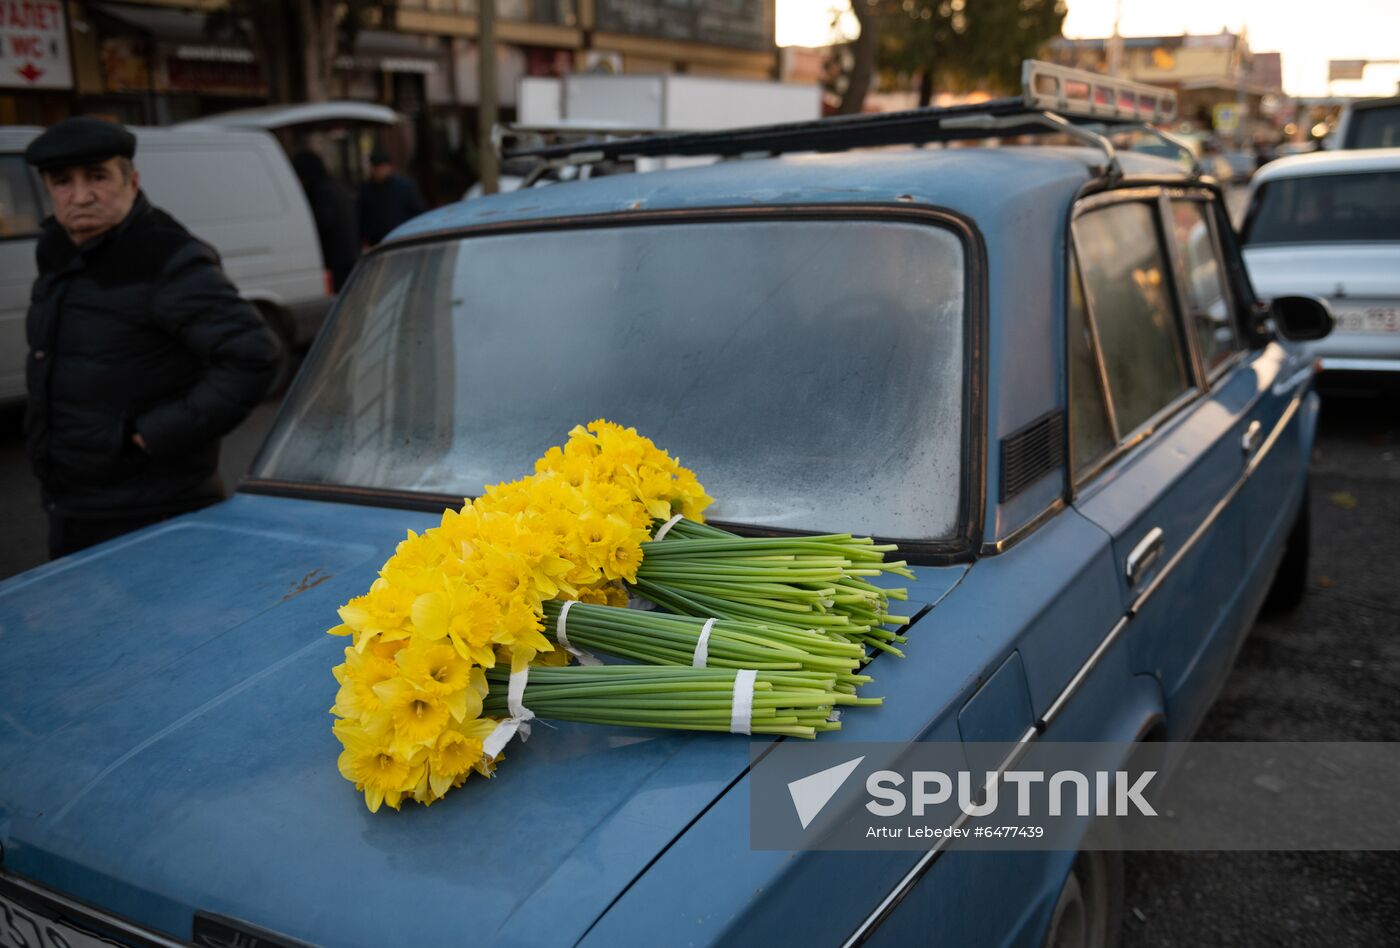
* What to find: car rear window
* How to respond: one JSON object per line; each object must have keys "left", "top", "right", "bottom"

{"left": 1346, "top": 104, "right": 1400, "bottom": 149}
{"left": 253, "top": 218, "right": 968, "bottom": 541}
{"left": 1243, "top": 171, "right": 1400, "bottom": 244}
{"left": 0, "top": 155, "right": 42, "bottom": 238}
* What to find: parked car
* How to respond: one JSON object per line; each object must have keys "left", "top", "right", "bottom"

{"left": 0, "top": 125, "right": 333, "bottom": 404}
{"left": 1240, "top": 147, "right": 1400, "bottom": 383}
{"left": 1220, "top": 149, "right": 1256, "bottom": 184}
{"left": 1334, "top": 95, "right": 1400, "bottom": 150}
{"left": 0, "top": 66, "right": 1331, "bottom": 948}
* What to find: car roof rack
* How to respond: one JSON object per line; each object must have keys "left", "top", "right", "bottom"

{"left": 504, "top": 60, "right": 1178, "bottom": 180}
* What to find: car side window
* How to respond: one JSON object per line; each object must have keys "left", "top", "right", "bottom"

{"left": 0, "top": 155, "right": 42, "bottom": 238}
{"left": 1073, "top": 201, "right": 1192, "bottom": 437}
{"left": 1167, "top": 198, "right": 1238, "bottom": 375}
{"left": 1067, "top": 251, "right": 1115, "bottom": 479}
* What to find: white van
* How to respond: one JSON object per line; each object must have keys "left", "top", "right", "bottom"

{"left": 0, "top": 125, "right": 332, "bottom": 404}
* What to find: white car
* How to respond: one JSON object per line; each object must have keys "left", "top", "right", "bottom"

{"left": 1240, "top": 147, "right": 1400, "bottom": 379}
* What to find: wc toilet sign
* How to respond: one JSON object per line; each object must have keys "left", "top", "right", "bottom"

{"left": 1, "top": 1, "right": 73, "bottom": 90}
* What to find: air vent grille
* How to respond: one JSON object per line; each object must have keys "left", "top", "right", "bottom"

{"left": 1000, "top": 410, "right": 1066, "bottom": 501}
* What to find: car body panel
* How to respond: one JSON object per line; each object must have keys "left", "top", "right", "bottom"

{"left": 1242, "top": 244, "right": 1400, "bottom": 301}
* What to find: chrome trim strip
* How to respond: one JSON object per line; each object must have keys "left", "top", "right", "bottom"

{"left": 847, "top": 388, "right": 1305, "bottom": 945}
{"left": 1319, "top": 357, "right": 1400, "bottom": 373}
{"left": 1244, "top": 394, "right": 1302, "bottom": 479}
{"left": 1039, "top": 615, "right": 1133, "bottom": 728}
{"left": 1072, "top": 187, "right": 1167, "bottom": 214}
{"left": 1073, "top": 384, "right": 1202, "bottom": 488}
{"left": 1208, "top": 349, "right": 1246, "bottom": 383}
{"left": 0, "top": 871, "right": 187, "bottom": 948}
{"left": 980, "top": 499, "right": 1067, "bottom": 556}
{"left": 840, "top": 723, "right": 1041, "bottom": 948}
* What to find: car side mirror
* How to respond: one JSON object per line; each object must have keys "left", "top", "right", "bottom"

{"left": 1270, "top": 295, "right": 1334, "bottom": 342}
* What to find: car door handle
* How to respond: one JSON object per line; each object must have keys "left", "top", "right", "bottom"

{"left": 1126, "top": 527, "right": 1165, "bottom": 588}
{"left": 1242, "top": 420, "right": 1263, "bottom": 456}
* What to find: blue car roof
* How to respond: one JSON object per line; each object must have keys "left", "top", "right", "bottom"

{"left": 389, "top": 145, "right": 1185, "bottom": 241}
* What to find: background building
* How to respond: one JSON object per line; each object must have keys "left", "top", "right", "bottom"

{"left": 1, "top": 0, "right": 780, "bottom": 201}
{"left": 1048, "top": 30, "right": 1285, "bottom": 143}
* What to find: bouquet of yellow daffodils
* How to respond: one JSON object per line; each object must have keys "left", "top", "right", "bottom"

{"left": 328, "top": 421, "right": 909, "bottom": 813}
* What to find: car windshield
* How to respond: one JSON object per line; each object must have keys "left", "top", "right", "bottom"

{"left": 252, "top": 217, "right": 968, "bottom": 540}
{"left": 1243, "top": 171, "right": 1400, "bottom": 244}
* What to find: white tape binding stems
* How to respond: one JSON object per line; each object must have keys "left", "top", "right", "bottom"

{"left": 730, "top": 669, "right": 757, "bottom": 736}
{"left": 692, "top": 618, "right": 717, "bottom": 668}
{"left": 555, "top": 600, "right": 602, "bottom": 666}
{"left": 482, "top": 667, "right": 535, "bottom": 760}
{"left": 556, "top": 600, "right": 577, "bottom": 649}
{"left": 653, "top": 514, "right": 684, "bottom": 541}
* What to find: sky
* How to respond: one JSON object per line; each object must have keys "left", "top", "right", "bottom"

{"left": 776, "top": 0, "right": 1400, "bottom": 97}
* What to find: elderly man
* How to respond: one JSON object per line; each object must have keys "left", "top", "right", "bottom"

{"left": 24, "top": 116, "right": 278, "bottom": 558}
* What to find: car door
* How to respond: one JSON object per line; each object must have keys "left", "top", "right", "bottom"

{"left": 1205, "top": 193, "right": 1312, "bottom": 607}
{"left": 1066, "top": 189, "right": 1250, "bottom": 741}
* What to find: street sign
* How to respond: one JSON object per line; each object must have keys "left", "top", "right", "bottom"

{"left": 1212, "top": 103, "right": 1240, "bottom": 134}
{"left": 0, "top": 0, "right": 73, "bottom": 90}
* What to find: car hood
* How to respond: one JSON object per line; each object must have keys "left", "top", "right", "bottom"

{"left": 0, "top": 494, "right": 959, "bottom": 947}
{"left": 1242, "top": 243, "right": 1400, "bottom": 300}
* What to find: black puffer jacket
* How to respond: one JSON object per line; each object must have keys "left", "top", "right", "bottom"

{"left": 25, "top": 193, "right": 278, "bottom": 517}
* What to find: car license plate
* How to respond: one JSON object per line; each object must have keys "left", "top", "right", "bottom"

{"left": 1333, "top": 306, "right": 1400, "bottom": 333}
{"left": 1, "top": 890, "right": 124, "bottom": 948}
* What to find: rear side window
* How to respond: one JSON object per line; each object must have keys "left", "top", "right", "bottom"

{"left": 1243, "top": 171, "right": 1400, "bottom": 244}
{"left": 0, "top": 155, "right": 42, "bottom": 238}
{"left": 1074, "top": 202, "right": 1191, "bottom": 437}
{"left": 1167, "top": 199, "right": 1238, "bottom": 374}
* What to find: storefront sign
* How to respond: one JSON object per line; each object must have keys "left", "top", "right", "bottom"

{"left": 596, "top": 0, "right": 772, "bottom": 53}
{"left": 1, "top": 0, "right": 73, "bottom": 89}
{"left": 1327, "top": 60, "right": 1368, "bottom": 82}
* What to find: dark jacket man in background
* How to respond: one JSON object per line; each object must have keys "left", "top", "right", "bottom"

{"left": 292, "top": 148, "right": 359, "bottom": 291}
{"left": 24, "top": 117, "right": 278, "bottom": 559}
{"left": 357, "top": 148, "right": 426, "bottom": 246}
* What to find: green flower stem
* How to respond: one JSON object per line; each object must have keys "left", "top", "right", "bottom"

{"left": 540, "top": 601, "right": 865, "bottom": 676}
{"left": 481, "top": 665, "right": 848, "bottom": 739}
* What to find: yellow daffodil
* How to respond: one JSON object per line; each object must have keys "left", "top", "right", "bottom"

{"left": 330, "top": 419, "right": 712, "bottom": 811}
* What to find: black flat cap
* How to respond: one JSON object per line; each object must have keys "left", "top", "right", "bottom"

{"left": 25, "top": 116, "right": 136, "bottom": 171}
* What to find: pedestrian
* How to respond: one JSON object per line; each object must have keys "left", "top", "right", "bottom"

{"left": 358, "top": 147, "right": 426, "bottom": 247}
{"left": 291, "top": 148, "right": 359, "bottom": 292}
{"left": 23, "top": 116, "right": 279, "bottom": 559}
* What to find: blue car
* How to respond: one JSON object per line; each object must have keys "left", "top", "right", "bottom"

{"left": 1, "top": 65, "right": 1332, "bottom": 948}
